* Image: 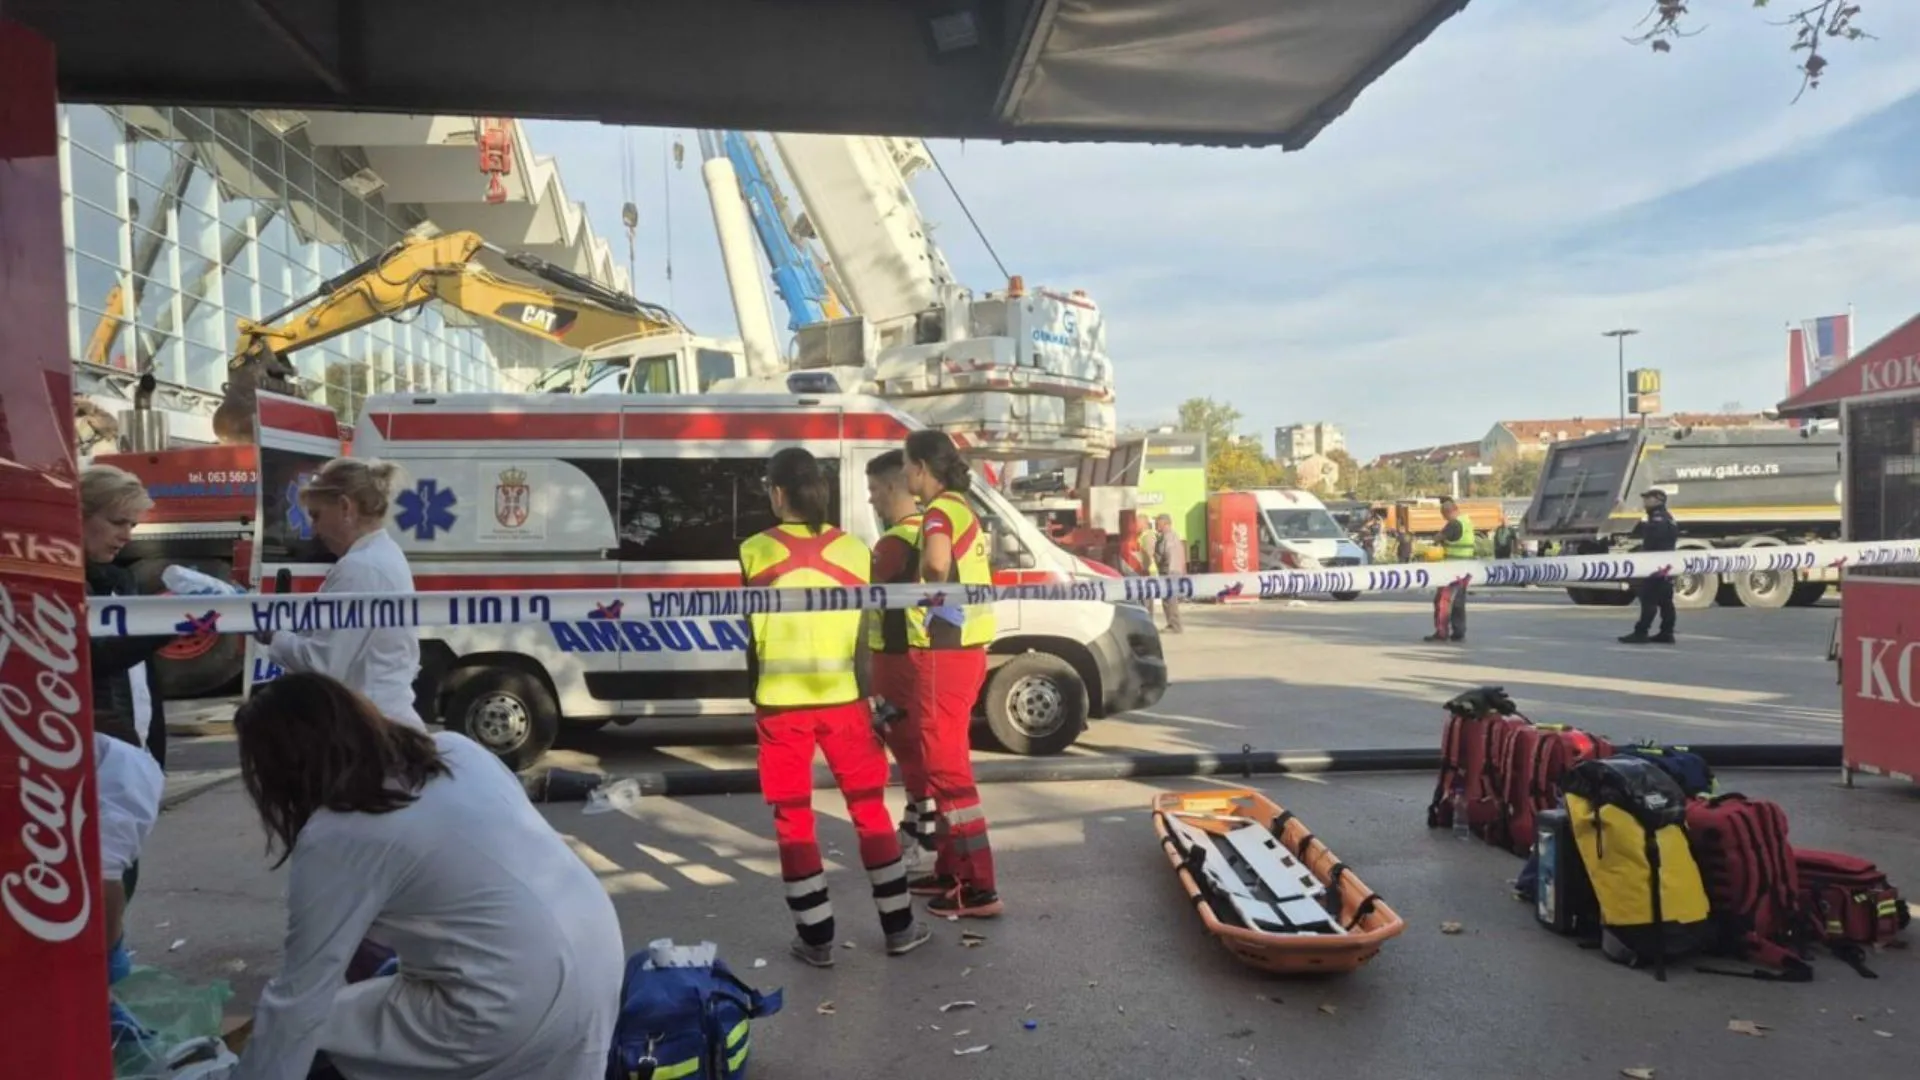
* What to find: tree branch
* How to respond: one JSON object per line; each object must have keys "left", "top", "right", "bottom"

{"left": 1627, "top": 1, "right": 1873, "bottom": 99}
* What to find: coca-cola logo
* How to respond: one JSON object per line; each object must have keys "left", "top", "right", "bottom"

{"left": 1231, "top": 521, "right": 1250, "bottom": 572}
{"left": 0, "top": 530, "right": 82, "bottom": 571}
{"left": 0, "top": 581, "right": 93, "bottom": 943}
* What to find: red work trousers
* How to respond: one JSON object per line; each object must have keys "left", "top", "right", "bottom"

{"left": 910, "top": 647, "right": 996, "bottom": 891}
{"left": 872, "top": 652, "right": 934, "bottom": 838}
{"left": 756, "top": 701, "right": 906, "bottom": 943}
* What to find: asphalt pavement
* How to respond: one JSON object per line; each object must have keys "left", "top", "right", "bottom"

{"left": 125, "top": 588, "right": 1918, "bottom": 1079}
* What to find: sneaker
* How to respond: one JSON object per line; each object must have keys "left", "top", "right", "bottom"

{"left": 908, "top": 873, "right": 957, "bottom": 897}
{"left": 897, "top": 830, "right": 926, "bottom": 873}
{"left": 1423, "top": 633, "right": 1449, "bottom": 643}
{"left": 884, "top": 920, "right": 934, "bottom": 956}
{"left": 1619, "top": 632, "right": 1650, "bottom": 644}
{"left": 927, "top": 885, "right": 1004, "bottom": 919}
{"left": 790, "top": 939, "right": 835, "bottom": 968}
{"left": 1648, "top": 632, "right": 1676, "bottom": 644}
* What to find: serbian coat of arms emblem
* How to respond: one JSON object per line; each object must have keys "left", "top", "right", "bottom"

{"left": 495, "top": 466, "right": 530, "bottom": 529}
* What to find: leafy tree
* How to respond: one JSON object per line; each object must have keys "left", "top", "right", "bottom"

{"left": 1632, "top": 2, "right": 1872, "bottom": 99}
{"left": 1208, "top": 437, "right": 1273, "bottom": 492}
{"left": 1177, "top": 397, "right": 1243, "bottom": 456}
{"left": 1488, "top": 452, "right": 1542, "bottom": 498}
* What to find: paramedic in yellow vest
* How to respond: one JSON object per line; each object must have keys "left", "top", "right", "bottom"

{"left": 740, "top": 447, "right": 931, "bottom": 966}
{"left": 901, "top": 430, "right": 1004, "bottom": 918}
{"left": 864, "top": 449, "right": 936, "bottom": 869}
{"left": 1426, "top": 496, "right": 1475, "bottom": 644}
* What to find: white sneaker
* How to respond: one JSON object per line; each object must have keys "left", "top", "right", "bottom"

{"left": 898, "top": 828, "right": 926, "bottom": 873}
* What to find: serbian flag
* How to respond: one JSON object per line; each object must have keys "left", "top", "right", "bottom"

{"left": 1787, "top": 312, "right": 1852, "bottom": 398}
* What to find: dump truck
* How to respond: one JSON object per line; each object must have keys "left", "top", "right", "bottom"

{"left": 1520, "top": 422, "right": 1843, "bottom": 610}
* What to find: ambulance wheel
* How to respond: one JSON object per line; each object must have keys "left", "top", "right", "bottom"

{"left": 981, "top": 653, "right": 1087, "bottom": 757}
{"left": 1330, "top": 591, "right": 1360, "bottom": 602}
{"left": 446, "top": 668, "right": 560, "bottom": 771}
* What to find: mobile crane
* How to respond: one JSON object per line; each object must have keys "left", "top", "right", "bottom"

{"left": 85, "top": 227, "right": 718, "bottom": 697}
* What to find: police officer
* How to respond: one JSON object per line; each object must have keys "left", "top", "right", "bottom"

{"left": 1620, "top": 488, "right": 1680, "bottom": 644}
{"left": 1425, "top": 496, "right": 1475, "bottom": 643}
{"left": 741, "top": 447, "right": 931, "bottom": 966}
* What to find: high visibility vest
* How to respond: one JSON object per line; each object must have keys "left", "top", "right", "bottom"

{"left": 908, "top": 491, "right": 996, "bottom": 650}
{"left": 868, "top": 513, "right": 923, "bottom": 654}
{"left": 739, "top": 523, "right": 870, "bottom": 708}
{"left": 1444, "top": 513, "right": 1477, "bottom": 559}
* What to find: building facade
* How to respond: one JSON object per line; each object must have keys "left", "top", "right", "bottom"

{"left": 1274, "top": 421, "right": 1345, "bottom": 465}
{"left": 1478, "top": 413, "right": 1775, "bottom": 461}
{"left": 61, "top": 105, "right": 629, "bottom": 446}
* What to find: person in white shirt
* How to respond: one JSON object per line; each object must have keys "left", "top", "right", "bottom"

{"left": 96, "top": 731, "right": 166, "bottom": 981}
{"left": 257, "top": 458, "right": 424, "bottom": 730}
{"left": 229, "top": 672, "right": 624, "bottom": 1080}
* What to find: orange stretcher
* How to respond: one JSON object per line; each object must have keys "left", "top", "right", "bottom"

{"left": 1151, "top": 789, "right": 1405, "bottom": 974}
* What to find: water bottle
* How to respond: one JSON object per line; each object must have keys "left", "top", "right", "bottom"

{"left": 1451, "top": 781, "right": 1470, "bottom": 840}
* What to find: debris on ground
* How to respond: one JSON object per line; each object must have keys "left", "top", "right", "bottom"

{"left": 816, "top": 1002, "right": 836, "bottom": 1016}
{"left": 940, "top": 1001, "right": 978, "bottom": 1013}
{"left": 222, "top": 959, "right": 247, "bottom": 973}
{"left": 1726, "top": 1020, "right": 1769, "bottom": 1038}
{"left": 1022, "top": 1020, "right": 1038, "bottom": 1031}
{"left": 1318, "top": 1004, "right": 1338, "bottom": 1016}
{"left": 752, "top": 959, "right": 767, "bottom": 969}
{"left": 1440, "top": 922, "right": 1464, "bottom": 935}
{"left": 1874, "top": 1031, "right": 1894, "bottom": 1039}
{"left": 952, "top": 1029, "right": 969, "bottom": 1037}
{"left": 1254, "top": 994, "right": 1283, "bottom": 1005}
{"left": 1224, "top": 1027, "right": 1256, "bottom": 1039}
{"left": 1620, "top": 1068, "right": 1656, "bottom": 1079}
{"left": 169, "top": 939, "right": 187, "bottom": 952}
{"left": 953, "top": 1045, "right": 991, "bottom": 1056}
{"left": 842, "top": 941, "right": 856, "bottom": 949}
{"left": 960, "top": 931, "right": 987, "bottom": 948}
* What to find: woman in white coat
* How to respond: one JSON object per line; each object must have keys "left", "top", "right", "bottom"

{"left": 259, "top": 458, "right": 424, "bottom": 730}
{"left": 228, "top": 672, "right": 625, "bottom": 1080}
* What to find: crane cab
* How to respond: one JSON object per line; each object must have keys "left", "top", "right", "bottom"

{"left": 527, "top": 332, "right": 748, "bottom": 396}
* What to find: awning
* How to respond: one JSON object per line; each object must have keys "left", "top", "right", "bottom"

{"left": 1778, "top": 312, "right": 1920, "bottom": 419}
{"left": 11, "top": 0, "right": 1473, "bottom": 149}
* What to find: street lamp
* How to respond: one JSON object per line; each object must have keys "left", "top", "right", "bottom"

{"left": 1602, "top": 328, "right": 1640, "bottom": 427}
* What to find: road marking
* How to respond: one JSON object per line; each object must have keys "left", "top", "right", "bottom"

{"left": 1132, "top": 709, "right": 1236, "bottom": 728}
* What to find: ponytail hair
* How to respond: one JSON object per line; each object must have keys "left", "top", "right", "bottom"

{"left": 766, "top": 446, "right": 830, "bottom": 533}
{"left": 904, "top": 430, "right": 970, "bottom": 493}
{"left": 302, "top": 457, "right": 401, "bottom": 519}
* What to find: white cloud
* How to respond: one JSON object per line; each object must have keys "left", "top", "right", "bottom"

{"left": 525, "top": 0, "right": 1920, "bottom": 457}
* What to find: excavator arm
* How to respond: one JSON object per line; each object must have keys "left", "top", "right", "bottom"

{"left": 209, "top": 229, "right": 684, "bottom": 442}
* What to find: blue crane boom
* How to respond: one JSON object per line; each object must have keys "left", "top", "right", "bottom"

{"left": 697, "top": 129, "right": 846, "bottom": 331}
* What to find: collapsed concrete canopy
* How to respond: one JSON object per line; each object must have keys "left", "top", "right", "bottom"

{"left": 14, "top": 0, "right": 1471, "bottom": 149}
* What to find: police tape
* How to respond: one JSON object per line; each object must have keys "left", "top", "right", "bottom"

{"left": 87, "top": 538, "right": 1920, "bottom": 638}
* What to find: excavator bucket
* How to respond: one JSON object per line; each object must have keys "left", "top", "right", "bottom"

{"left": 214, "top": 342, "right": 301, "bottom": 445}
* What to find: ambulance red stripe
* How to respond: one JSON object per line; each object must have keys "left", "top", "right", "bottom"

{"left": 271, "top": 567, "right": 1072, "bottom": 591}
{"left": 261, "top": 396, "right": 345, "bottom": 440}
{"left": 365, "top": 411, "right": 912, "bottom": 443}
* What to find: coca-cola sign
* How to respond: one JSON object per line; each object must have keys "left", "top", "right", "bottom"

{"left": 0, "top": 578, "right": 92, "bottom": 943}
{"left": 1231, "top": 521, "right": 1251, "bottom": 573}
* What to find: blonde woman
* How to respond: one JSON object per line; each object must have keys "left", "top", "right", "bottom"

{"left": 82, "top": 464, "right": 171, "bottom": 767}
{"left": 259, "top": 458, "right": 424, "bottom": 730}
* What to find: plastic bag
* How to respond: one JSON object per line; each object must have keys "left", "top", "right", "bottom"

{"left": 110, "top": 966, "right": 234, "bottom": 1078}
{"left": 161, "top": 566, "right": 244, "bottom": 596}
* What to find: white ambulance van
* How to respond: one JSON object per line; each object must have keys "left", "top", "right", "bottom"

{"left": 251, "top": 392, "right": 1167, "bottom": 768}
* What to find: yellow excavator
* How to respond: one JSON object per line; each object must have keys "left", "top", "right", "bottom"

{"left": 82, "top": 227, "right": 686, "bottom": 444}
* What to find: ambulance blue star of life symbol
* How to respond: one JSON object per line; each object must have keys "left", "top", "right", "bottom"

{"left": 285, "top": 475, "right": 314, "bottom": 539}
{"left": 396, "top": 479, "right": 458, "bottom": 540}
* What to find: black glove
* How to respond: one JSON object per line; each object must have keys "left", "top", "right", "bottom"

{"left": 868, "top": 696, "right": 906, "bottom": 727}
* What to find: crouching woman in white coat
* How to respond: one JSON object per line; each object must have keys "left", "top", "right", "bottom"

{"left": 229, "top": 672, "right": 625, "bottom": 1080}
{"left": 258, "top": 458, "right": 425, "bottom": 730}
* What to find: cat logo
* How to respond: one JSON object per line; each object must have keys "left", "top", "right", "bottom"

{"left": 496, "top": 303, "right": 577, "bottom": 337}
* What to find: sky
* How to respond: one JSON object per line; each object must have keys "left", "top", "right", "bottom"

{"left": 521, "top": 0, "right": 1920, "bottom": 460}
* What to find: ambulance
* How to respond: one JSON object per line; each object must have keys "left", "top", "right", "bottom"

{"left": 250, "top": 392, "right": 1168, "bottom": 768}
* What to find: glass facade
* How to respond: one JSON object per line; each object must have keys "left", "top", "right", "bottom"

{"left": 59, "top": 105, "right": 517, "bottom": 428}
